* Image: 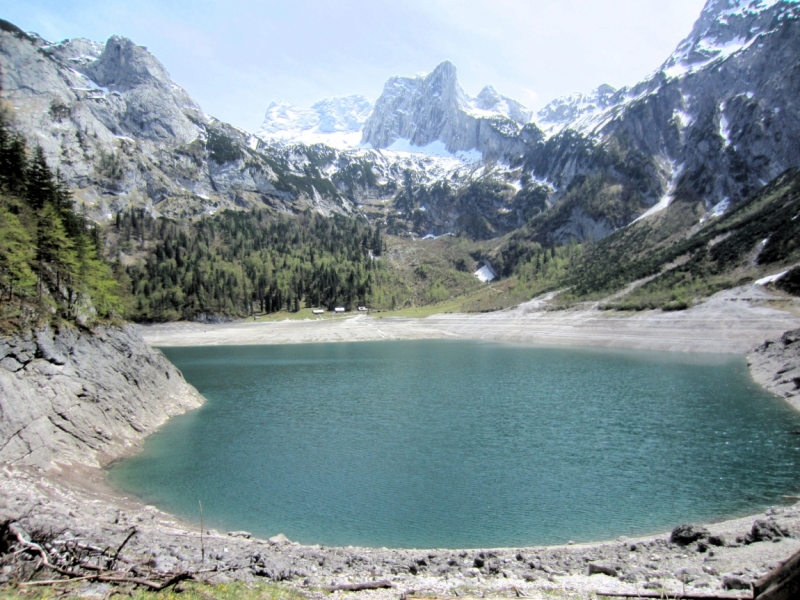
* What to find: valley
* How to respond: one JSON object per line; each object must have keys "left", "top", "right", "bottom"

{"left": 2, "top": 0, "right": 800, "bottom": 598}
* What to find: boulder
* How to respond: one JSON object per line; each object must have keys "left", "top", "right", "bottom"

{"left": 588, "top": 563, "right": 618, "bottom": 577}
{"left": 670, "top": 524, "right": 709, "bottom": 545}
{"left": 745, "top": 519, "right": 790, "bottom": 544}
{"left": 723, "top": 573, "right": 752, "bottom": 590}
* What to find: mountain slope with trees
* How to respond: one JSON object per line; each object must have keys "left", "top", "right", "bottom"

{"left": 0, "top": 118, "right": 120, "bottom": 329}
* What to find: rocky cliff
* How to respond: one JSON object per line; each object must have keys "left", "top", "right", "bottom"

{"left": 0, "top": 21, "right": 349, "bottom": 220}
{"left": 361, "top": 61, "right": 531, "bottom": 160}
{"left": 748, "top": 328, "right": 800, "bottom": 410}
{"left": 517, "top": 0, "right": 800, "bottom": 244}
{"left": 4, "top": 0, "right": 800, "bottom": 247}
{"left": 0, "top": 324, "right": 204, "bottom": 470}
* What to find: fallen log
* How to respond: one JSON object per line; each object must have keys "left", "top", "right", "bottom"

{"left": 323, "top": 580, "right": 394, "bottom": 592}
{"left": 752, "top": 547, "right": 800, "bottom": 600}
{"left": 96, "top": 571, "right": 193, "bottom": 591}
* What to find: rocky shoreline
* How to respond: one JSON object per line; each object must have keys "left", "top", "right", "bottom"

{"left": 1, "top": 321, "right": 799, "bottom": 598}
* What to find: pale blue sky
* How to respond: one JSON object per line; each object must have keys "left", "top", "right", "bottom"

{"left": 1, "top": 1, "right": 706, "bottom": 132}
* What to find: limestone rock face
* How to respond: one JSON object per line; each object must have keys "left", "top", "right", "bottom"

{"left": 82, "top": 35, "right": 201, "bottom": 143}
{"left": 748, "top": 328, "right": 800, "bottom": 410}
{"left": 0, "top": 325, "right": 204, "bottom": 470}
{"left": 0, "top": 26, "right": 345, "bottom": 221}
{"left": 516, "top": 0, "right": 800, "bottom": 244}
{"left": 361, "top": 61, "right": 530, "bottom": 160}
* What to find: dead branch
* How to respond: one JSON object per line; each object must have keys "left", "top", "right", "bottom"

{"left": 110, "top": 527, "right": 137, "bottom": 569}
{"left": 323, "top": 579, "right": 394, "bottom": 592}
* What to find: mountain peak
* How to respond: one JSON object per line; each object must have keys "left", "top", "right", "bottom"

{"left": 661, "top": 0, "right": 800, "bottom": 78}
{"left": 85, "top": 35, "right": 172, "bottom": 92}
{"left": 536, "top": 84, "right": 619, "bottom": 131}
{"left": 431, "top": 59, "right": 458, "bottom": 77}
{"left": 361, "top": 61, "right": 531, "bottom": 155}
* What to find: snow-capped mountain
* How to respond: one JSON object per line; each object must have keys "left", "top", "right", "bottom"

{"left": 258, "top": 62, "right": 533, "bottom": 161}
{"left": 507, "top": 0, "right": 800, "bottom": 245}
{"left": 535, "top": 84, "right": 621, "bottom": 135}
{"left": 361, "top": 61, "right": 531, "bottom": 159}
{"left": 257, "top": 95, "right": 373, "bottom": 149}
{"left": 3, "top": 0, "right": 800, "bottom": 247}
{"left": 662, "top": 0, "right": 800, "bottom": 78}
{"left": 0, "top": 23, "right": 353, "bottom": 219}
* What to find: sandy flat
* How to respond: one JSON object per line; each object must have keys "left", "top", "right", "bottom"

{"left": 140, "top": 285, "right": 800, "bottom": 354}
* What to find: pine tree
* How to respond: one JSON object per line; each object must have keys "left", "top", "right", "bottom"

{"left": 0, "top": 129, "right": 28, "bottom": 197}
{"left": 0, "top": 203, "right": 36, "bottom": 300}
{"left": 36, "top": 202, "right": 79, "bottom": 303}
{"left": 26, "top": 146, "right": 56, "bottom": 210}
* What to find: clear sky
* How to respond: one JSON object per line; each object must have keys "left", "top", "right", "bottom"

{"left": 1, "top": 1, "right": 707, "bottom": 132}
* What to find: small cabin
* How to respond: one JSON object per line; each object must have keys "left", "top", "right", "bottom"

{"left": 334, "top": 307, "right": 346, "bottom": 313}
{"left": 312, "top": 309, "right": 325, "bottom": 315}
{"left": 358, "top": 306, "right": 368, "bottom": 312}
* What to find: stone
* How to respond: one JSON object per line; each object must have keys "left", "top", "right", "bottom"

{"left": 670, "top": 524, "right": 709, "bottom": 545}
{"left": 0, "top": 357, "right": 23, "bottom": 372}
{"left": 228, "top": 531, "right": 252, "bottom": 539}
{"left": 722, "top": 573, "right": 752, "bottom": 590}
{"left": 268, "top": 533, "right": 291, "bottom": 545}
{"left": 588, "top": 563, "right": 618, "bottom": 577}
{"left": 745, "top": 519, "right": 790, "bottom": 544}
{"left": 35, "top": 327, "right": 68, "bottom": 365}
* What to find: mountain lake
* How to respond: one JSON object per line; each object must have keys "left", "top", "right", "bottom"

{"left": 108, "top": 340, "right": 800, "bottom": 549}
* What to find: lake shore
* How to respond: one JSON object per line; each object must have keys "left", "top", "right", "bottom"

{"left": 140, "top": 286, "right": 800, "bottom": 354}
{"left": 3, "top": 285, "right": 800, "bottom": 598}
{"left": 4, "top": 458, "right": 800, "bottom": 600}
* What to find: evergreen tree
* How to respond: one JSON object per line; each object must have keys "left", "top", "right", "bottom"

{"left": 36, "top": 201, "right": 79, "bottom": 299}
{"left": 0, "top": 203, "right": 36, "bottom": 300}
{"left": 0, "top": 127, "right": 28, "bottom": 197}
{"left": 26, "top": 146, "right": 56, "bottom": 210}
{"left": 0, "top": 118, "right": 121, "bottom": 323}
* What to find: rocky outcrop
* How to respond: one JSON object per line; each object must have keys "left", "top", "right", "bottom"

{"left": 0, "top": 325, "right": 203, "bottom": 470}
{"left": 748, "top": 329, "right": 800, "bottom": 410}
{"left": 361, "top": 61, "right": 530, "bottom": 160}
{"left": 0, "top": 25, "right": 350, "bottom": 221}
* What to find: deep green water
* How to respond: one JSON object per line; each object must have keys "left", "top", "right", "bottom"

{"left": 108, "top": 340, "right": 800, "bottom": 549}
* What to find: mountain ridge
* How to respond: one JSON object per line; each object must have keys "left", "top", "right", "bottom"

{"left": 2, "top": 0, "right": 800, "bottom": 249}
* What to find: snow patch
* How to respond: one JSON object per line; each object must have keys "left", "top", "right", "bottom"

{"left": 711, "top": 198, "right": 731, "bottom": 217}
{"left": 385, "top": 138, "right": 482, "bottom": 164}
{"left": 633, "top": 165, "right": 684, "bottom": 223}
{"left": 475, "top": 262, "right": 497, "bottom": 283}
{"left": 755, "top": 270, "right": 788, "bottom": 286}
{"left": 257, "top": 96, "right": 373, "bottom": 150}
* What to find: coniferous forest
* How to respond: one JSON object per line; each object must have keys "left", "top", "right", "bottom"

{"left": 0, "top": 119, "right": 120, "bottom": 328}
{"left": 112, "top": 208, "right": 387, "bottom": 321}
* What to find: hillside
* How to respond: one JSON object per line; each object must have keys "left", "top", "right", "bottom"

{"left": 1, "top": 0, "right": 800, "bottom": 323}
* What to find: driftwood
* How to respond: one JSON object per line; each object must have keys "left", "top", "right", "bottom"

{"left": 597, "top": 593, "right": 752, "bottom": 599}
{"left": 3, "top": 520, "right": 193, "bottom": 592}
{"left": 752, "top": 547, "right": 800, "bottom": 600}
{"left": 323, "top": 579, "right": 394, "bottom": 592}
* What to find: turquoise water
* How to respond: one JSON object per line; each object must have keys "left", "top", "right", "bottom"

{"left": 108, "top": 340, "right": 800, "bottom": 549}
